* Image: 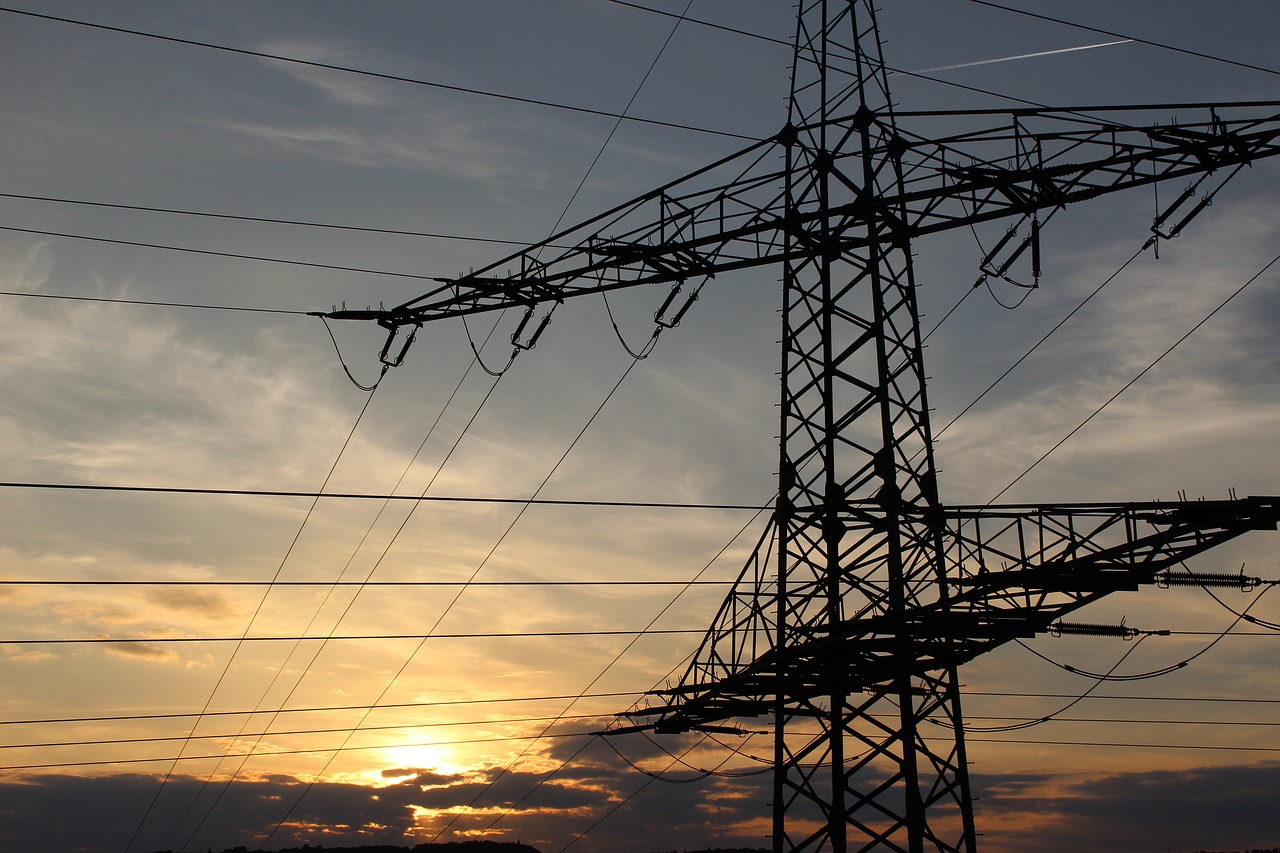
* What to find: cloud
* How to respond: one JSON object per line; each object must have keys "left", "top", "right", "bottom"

{"left": 103, "top": 641, "right": 179, "bottom": 663}
{"left": 256, "top": 38, "right": 396, "bottom": 108}
{"left": 972, "top": 762, "right": 1280, "bottom": 852}
{"left": 145, "top": 587, "right": 238, "bottom": 619}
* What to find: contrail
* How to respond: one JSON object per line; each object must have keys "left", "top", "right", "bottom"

{"left": 910, "top": 39, "right": 1134, "bottom": 74}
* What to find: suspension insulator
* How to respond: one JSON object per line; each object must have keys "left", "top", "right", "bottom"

{"left": 1049, "top": 621, "right": 1139, "bottom": 640}
{"left": 1156, "top": 570, "right": 1260, "bottom": 591}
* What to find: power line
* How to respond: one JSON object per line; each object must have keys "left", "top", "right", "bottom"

{"left": 7, "top": 725, "right": 1278, "bottom": 776}
{"left": 0, "top": 224, "right": 439, "bottom": 281}
{"left": 1, "top": 629, "right": 705, "bottom": 645}
{"left": 607, "top": 0, "right": 789, "bottom": 49}
{"left": 2, "top": 712, "right": 608, "bottom": 752}
{"left": 0, "top": 691, "right": 643, "bottom": 728}
{"left": 0, "top": 191, "right": 555, "bottom": 247}
{"left": 990, "top": 252, "right": 1280, "bottom": 501}
{"left": 0, "top": 579, "right": 733, "bottom": 587}
{"left": 961, "top": 735, "right": 1280, "bottom": 753}
{"left": 0, "top": 289, "right": 309, "bottom": 315}
{"left": 123, "top": 379, "right": 385, "bottom": 853}
{"left": 0, "top": 731, "right": 599, "bottom": 774}
{"left": 0, "top": 5, "right": 757, "bottom": 142}
{"left": 963, "top": 690, "right": 1280, "bottom": 705}
{"left": 0, "top": 480, "right": 761, "bottom": 510}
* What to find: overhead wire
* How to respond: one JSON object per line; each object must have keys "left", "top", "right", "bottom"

{"left": 0, "top": 630, "right": 707, "bottom": 646}
{"left": 0, "top": 190, "right": 562, "bottom": 248}
{"left": 121, "top": 380, "right": 384, "bottom": 853}
{"left": 0, "top": 479, "right": 761, "bottom": 510}
{"left": 556, "top": 736, "right": 722, "bottom": 853}
{"left": 0, "top": 731, "right": 602, "bottom": 774}
{"left": 0, "top": 5, "right": 756, "bottom": 141}
{"left": 989, "top": 251, "right": 1280, "bottom": 501}
{"left": 9, "top": 687, "right": 1279, "bottom": 732}
{"left": 0, "top": 289, "right": 309, "bottom": 315}
{"left": 319, "top": 315, "right": 385, "bottom": 390}
{"left": 172, "top": 354, "right": 514, "bottom": 849}
{"left": 1, "top": 712, "right": 611, "bottom": 753}
{"left": 422, "top": 356, "right": 667, "bottom": 843}
{"left": 0, "top": 223, "right": 441, "bottom": 281}
{"left": 1015, "top": 585, "right": 1273, "bottom": 683}
{"left": 155, "top": 295, "right": 509, "bottom": 850}
{"left": 422, "top": 8, "right": 773, "bottom": 839}
{"left": 1199, "top": 583, "right": 1280, "bottom": 631}
{"left": 12, "top": 721, "right": 1280, "bottom": 775}
{"left": 128, "top": 0, "right": 733, "bottom": 837}
{"left": 950, "top": 635, "right": 1151, "bottom": 734}
{"left": 0, "top": 579, "right": 735, "bottom": 587}
{"left": 254, "top": 355, "right": 659, "bottom": 850}
{"left": 931, "top": 243, "right": 1149, "bottom": 440}
{"left": 0, "top": 692, "right": 643, "bottom": 729}
{"left": 461, "top": 504, "right": 772, "bottom": 839}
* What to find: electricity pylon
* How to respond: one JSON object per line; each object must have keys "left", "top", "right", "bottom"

{"left": 325, "top": 2, "right": 1280, "bottom": 850}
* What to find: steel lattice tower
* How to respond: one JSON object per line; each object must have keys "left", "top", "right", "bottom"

{"left": 326, "top": 3, "right": 1280, "bottom": 850}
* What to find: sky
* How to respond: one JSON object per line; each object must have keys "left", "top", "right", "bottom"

{"left": 1, "top": 1, "right": 1279, "bottom": 851}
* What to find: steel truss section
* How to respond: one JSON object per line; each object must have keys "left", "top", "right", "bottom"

{"left": 622, "top": 499, "right": 1280, "bottom": 852}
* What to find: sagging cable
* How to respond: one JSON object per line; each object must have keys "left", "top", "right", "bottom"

{"left": 318, "top": 315, "right": 390, "bottom": 392}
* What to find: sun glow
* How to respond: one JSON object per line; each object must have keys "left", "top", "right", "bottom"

{"left": 378, "top": 743, "right": 469, "bottom": 779}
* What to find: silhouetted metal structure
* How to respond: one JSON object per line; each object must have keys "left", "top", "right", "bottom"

{"left": 326, "top": 3, "right": 1280, "bottom": 850}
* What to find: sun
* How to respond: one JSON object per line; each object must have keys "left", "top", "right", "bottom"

{"left": 376, "top": 742, "right": 470, "bottom": 779}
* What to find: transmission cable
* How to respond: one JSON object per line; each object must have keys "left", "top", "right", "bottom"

{"left": 0, "top": 731, "right": 600, "bottom": 774}
{"left": 0, "top": 289, "right": 309, "bottom": 315}
{"left": 172, "top": 352, "right": 508, "bottom": 850}
{"left": 0, "top": 5, "right": 754, "bottom": 142}
{"left": 945, "top": 635, "right": 1150, "bottom": 734}
{"left": 1199, "top": 581, "right": 1280, "bottom": 631}
{"left": 0, "top": 191, "right": 560, "bottom": 248}
{"left": 472, "top": 518, "right": 778, "bottom": 843}
{"left": 2, "top": 712, "right": 609, "bottom": 753}
{"left": 557, "top": 735, "right": 717, "bottom": 853}
{"left": 0, "top": 691, "right": 644, "bottom": 729}
{"left": 2, "top": 579, "right": 734, "bottom": 588}
{"left": 158, "top": 320, "right": 493, "bottom": 848}
{"left": 989, "top": 251, "right": 1280, "bottom": 502}
{"left": 259, "top": 11, "right": 730, "bottom": 844}
{"left": 459, "top": 503, "right": 772, "bottom": 839}
{"left": 0, "top": 224, "right": 441, "bottom": 281}
{"left": 1015, "top": 585, "right": 1273, "bottom": 683}
{"left": 415, "top": 359, "right": 651, "bottom": 844}
{"left": 933, "top": 242, "right": 1148, "bottom": 441}
{"left": 253, "top": 352, "right": 653, "bottom": 849}
{"left": 121, "top": 379, "right": 383, "bottom": 853}
{"left": 319, "top": 315, "right": 384, "bottom": 390}
{"left": 0, "top": 480, "right": 760, "bottom": 510}
{"left": 609, "top": 0, "right": 1133, "bottom": 115}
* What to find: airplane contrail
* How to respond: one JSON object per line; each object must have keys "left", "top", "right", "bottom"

{"left": 909, "top": 39, "right": 1135, "bottom": 74}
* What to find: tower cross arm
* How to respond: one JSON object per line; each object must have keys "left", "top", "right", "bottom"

{"left": 323, "top": 104, "right": 1280, "bottom": 349}
{"left": 816, "top": 103, "right": 1280, "bottom": 245}
{"left": 620, "top": 496, "right": 1280, "bottom": 733}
